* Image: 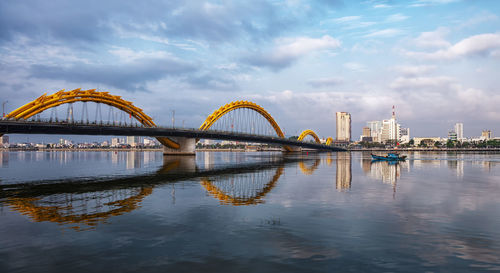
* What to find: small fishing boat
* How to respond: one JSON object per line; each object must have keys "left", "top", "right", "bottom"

{"left": 371, "top": 153, "right": 407, "bottom": 161}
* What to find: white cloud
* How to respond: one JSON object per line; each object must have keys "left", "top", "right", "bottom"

{"left": 108, "top": 47, "right": 173, "bottom": 62}
{"left": 414, "top": 27, "right": 451, "bottom": 49}
{"left": 344, "top": 62, "right": 366, "bottom": 71}
{"left": 390, "top": 76, "right": 455, "bottom": 90}
{"left": 307, "top": 77, "right": 344, "bottom": 88}
{"left": 392, "top": 65, "right": 436, "bottom": 77}
{"left": 386, "top": 13, "right": 409, "bottom": 22}
{"left": 405, "top": 33, "right": 500, "bottom": 60}
{"left": 374, "top": 4, "right": 391, "bottom": 8}
{"left": 410, "top": 0, "right": 460, "bottom": 7}
{"left": 245, "top": 35, "right": 341, "bottom": 70}
{"left": 333, "top": 16, "right": 362, "bottom": 23}
{"left": 364, "top": 28, "right": 403, "bottom": 38}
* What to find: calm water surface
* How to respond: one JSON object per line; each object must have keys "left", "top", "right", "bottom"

{"left": 1, "top": 151, "right": 499, "bottom": 272}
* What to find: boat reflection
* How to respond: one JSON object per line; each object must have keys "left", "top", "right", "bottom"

{"left": 364, "top": 156, "right": 406, "bottom": 197}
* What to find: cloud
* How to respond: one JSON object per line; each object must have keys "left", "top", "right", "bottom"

{"left": 364, "top": 28, "right": 403, "bottom": 38}
{"left": 390, "top": 76, "right": 455, "bottom": 90}
{"left": 344, "top": 62, "right": 366, "bottom": 71}
{"left": 333, "top": 16, "right": 362, "bottom": 23}
{"left": 307, "top": 77, "right": 343, "bottom": 88}
{"left": 374, "top": 4, "right": 391, "bottom": 8}
{"left": 0, "top": 0, "right": 294, "bottom": 47}
{"left": 386, "top": 14, "right": 409, "bottom": 22}
{"left": 414, "top": 27, "right": 451, "bottom": 49}
{"left": 405, "top": 33, "right": 500, "bottom": 60}
{"left": 392, "top": 65, "right": 436, "bottom": 77}
{"left": 243, "top": 35, "right": 341, "bottom": 70}
{"left": 29, "top": 57, "right": 196, "bottom": 91}
{"left": 410, "top": 0, "right": 460, "bottom": 7}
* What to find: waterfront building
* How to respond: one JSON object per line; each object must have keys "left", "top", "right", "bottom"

{"left": 448, "top": 131, "right": 457, "bottom": 141}
{"left": 127, "top": 136, "right": 140, "bottom": 147}
{"left": 1, "top": 135, "right": 9, "bottom": 147}
{"left": 482, "top": 130, "right": 492, "bottom": 140}
{"left": 362, "top": 127, "right": 371, "bottom": 137}
{"left": 367, "top": 121, "right": 382, "bottom": 142}
{"left": 399, "top": 128, "right": 410, "bottom": 144}
{"left": 111, "top": 138, "right": 120, "bottom": 147}
{"left": 336, "top": 112, "right": 351, "bottom": 142}
{"left": 413, "top": 137, "right": 443, "bottom": 146}
{"left": 455, "top": 123, "right": 464, "bottom": 140}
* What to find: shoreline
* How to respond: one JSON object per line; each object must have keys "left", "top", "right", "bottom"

{"left": 1, "top": 147, "right": 500, "bottom": 153}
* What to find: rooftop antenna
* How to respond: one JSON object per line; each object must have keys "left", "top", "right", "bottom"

{"left": 392, "top": 105, "right": 396, "bottom": 119}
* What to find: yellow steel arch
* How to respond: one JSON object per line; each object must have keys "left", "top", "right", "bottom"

{"left": 326, "top": 137, "right": 333, "bottom": 145}
{"left": 6, "top": 187, "right": 153, "bottom": 231}
{"left": 200, "top": 167, "right": 284, "bottom": 206}
{"left": 297, "top": 129, "right": 321, "bottom": 143}
{"left": 200, "top": 100, "right": 285, "bottom": 137}
{"left": 4, "top": 88, "right": 179, "bottom": 149}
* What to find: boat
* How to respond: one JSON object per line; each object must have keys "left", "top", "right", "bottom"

{"left": 371, "top": 153, "right": 407, "bottom": 161}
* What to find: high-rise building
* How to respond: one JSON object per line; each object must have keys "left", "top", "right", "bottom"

{"left": 380, "top": 106, "right": 400, "bottom": 143}
{"left": 336, "top": 112, "right": 351, "bottom": 142}
{"left": 367, "top": 121, "right": 382, "bottom": 142}
{"left": 1, "top": 135, "right": 9, "bottom": 147}
{"left": 454, "top": 123, "right": 464, "bottom": 140}
{"left": 362, "top": 127, "right": 371, "bottom": 137}
{"left": 127, "top": 136, "right": 140, "bottom": 147}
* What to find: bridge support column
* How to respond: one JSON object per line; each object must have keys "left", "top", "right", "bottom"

{"left": 283, "top": 146, "right": 302, "bottom": 152}
{"left": 163, "top": 137, "right": 196, "bottom": 156}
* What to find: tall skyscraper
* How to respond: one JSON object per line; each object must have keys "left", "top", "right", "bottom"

{"left": 454, "top": 123, "right": 463, "bottom": 140}
{"left": 367, "top": 121, "right": 382, "bottom": 142}
{"left": 336, "top": 112, "right": 351, "bottom": 142}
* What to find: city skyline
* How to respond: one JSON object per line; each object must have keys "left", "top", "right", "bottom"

{"left": 1, "top": 0, "right": 500, "bottom": 140}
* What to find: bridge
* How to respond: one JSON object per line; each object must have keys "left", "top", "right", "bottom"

{"left": 0, "top": 88, "right": 346, "bottom": 154}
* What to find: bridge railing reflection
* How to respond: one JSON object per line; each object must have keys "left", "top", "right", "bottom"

{"left": 0, "top": 153, "right": 301, "bottom": 230}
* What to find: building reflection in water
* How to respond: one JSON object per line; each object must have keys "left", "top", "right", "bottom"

{"left": 1, "top": 153, "right": 294, "bottom": 230}
{"left": 126, "top": 152, "right": 141, "bottom": 169}
{"left": 447, "top": 158, "right": 464, "bottom": 178}
{"left": 365, "top": 158, "right": 405, "bottom": 197}
{"left": 0, "top": 152, "right": 8, "bottom": 167}
{"left": 336, "top": 152, "right": 351, "bottom": 191}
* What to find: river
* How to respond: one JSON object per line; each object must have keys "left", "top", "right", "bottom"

{"left": 1, "top": 151, "right": 499, "bottom": 272}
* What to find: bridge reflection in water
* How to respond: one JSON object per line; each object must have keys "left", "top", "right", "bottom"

{"left": 0, "top": 152, "right": 358, "bottom": 231}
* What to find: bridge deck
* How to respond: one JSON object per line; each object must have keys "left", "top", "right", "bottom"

{"left": 0, "top": 120, "right": 346, "bottom": 151}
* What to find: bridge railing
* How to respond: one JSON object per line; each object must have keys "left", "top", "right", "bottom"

{"left": 0, "top": 119, "right": 341, "bottom": 147}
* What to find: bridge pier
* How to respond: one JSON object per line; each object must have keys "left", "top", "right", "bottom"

{"left": 162, "top": 137, "right": 196, "bottom": 156}
{"left": 284, "top": 146, "right": 302, "bottom": 152}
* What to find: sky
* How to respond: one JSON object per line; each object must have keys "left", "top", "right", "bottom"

{"left": 1, "top": 0, "right": 500, "bottom": 143}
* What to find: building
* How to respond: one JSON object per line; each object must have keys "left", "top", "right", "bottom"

{"left": 399, "top": 128, "right": 410, "bottom": 144}
{"left": 360, "top": 126, "right": 372, "bottom": 142}
{"left": 1, "top": 135, "right": 9, "bottom": 147}
{"left": 454, "top": 123, "right": 464, "bottom": 140}
{"left": 336, "top": 112, "right": 351, "bottom": 142}
{"left": 362, "top": 127, "right": 371, "bottom": 137}
{"left": 482, "top": 130, "right": 492, "bottom": 140}
{"left": 111, "top": 138, "right": 121, "bottom": 147}
{"left": 127, "top": 136, "right": 140, "bottom": 147}
{"left": 448, "top": 131, "right": 457, "bottom": 141}
{"left": 413, "top": 137, "right": 444, "bottom": 146}
{"left": 367, "top": 121, "right": 382, "bottom": 142}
